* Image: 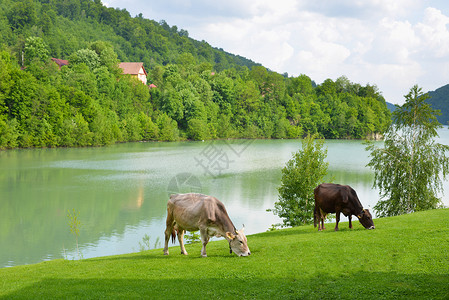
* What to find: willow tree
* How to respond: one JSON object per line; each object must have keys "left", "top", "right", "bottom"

{"left": 270, "top": 134, "right": 328, "bottom": 227}
{"left": 366, "top": 85, "right": 449, "bottom": 217}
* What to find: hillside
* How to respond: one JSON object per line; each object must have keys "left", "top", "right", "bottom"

{"left": 427, "top": 84, "right": 449, "bottom": 125}
{"left": 0, "top": 0, "right": 391, "bottom": 149}
{"left": 0, "top": 0, "right": 259, "bottom": 71}
{"left": 386, "top": 101, "right": 396, "bottom": 113}
{"left": 0, "top": 208, "right": 448, "bottom": 298}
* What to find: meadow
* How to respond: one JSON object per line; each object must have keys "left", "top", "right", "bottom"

{"left": 1, "top": 209, "right": 448, "bottom": 299}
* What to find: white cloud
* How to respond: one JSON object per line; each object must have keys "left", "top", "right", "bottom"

{"left": 416, "top": 7, "right": 449, "bottom": 58}
{"left": 104, "top": 0, "right": 449, "bottom": 104}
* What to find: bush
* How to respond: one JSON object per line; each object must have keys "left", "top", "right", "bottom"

{"left": 270, "top": 135, "right": 328, "bottom": 227}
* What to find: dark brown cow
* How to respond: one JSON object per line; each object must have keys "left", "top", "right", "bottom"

{"left": 314, "top": 183, "right": 375, "bottom": 231}
{"left": 163, "top": 193, "right": 251, "bottom": 257}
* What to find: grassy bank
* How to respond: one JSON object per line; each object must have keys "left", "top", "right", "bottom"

{"left": 1, "top": 209, "right": 448, "bottom": 299}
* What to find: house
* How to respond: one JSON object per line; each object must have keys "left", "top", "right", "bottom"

{"left": 119, "top": 62, "right": 147, "bottom": 85}
{"left": 51, "top": 58, "right": 69, "bottom": 69}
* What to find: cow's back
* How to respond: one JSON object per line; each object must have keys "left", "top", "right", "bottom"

{"left": 314, "top": 183, "right": 344, "bottom": 213}
{"left": 168, "top": 193, "right": 228, "bottom": 231}
{"left": 314, "top": 183, "right": 363, "bottom": 214}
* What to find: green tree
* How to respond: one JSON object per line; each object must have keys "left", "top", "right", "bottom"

{"left": 0, "top": 116, "right": 19, "bottom": 149}
{"left": 69, "top": 49, "right": 100, "bottom": 71}
{"left": 269, "top": 135, "right": 329, "bottom": 227}
{"left": 186, "top": 118, "right": 209, "bottom": 140}
{"left": 7, "top": 0, "right": 37, "bottom": 30}
{"left": 89, "top": 41, "right": 120, "bottom": 75}
{"left": 157, "top": 113, "right": 179, "bottom": 141}
{"left": 366, "top": 85, "right": 449, "bottom": 217}
{"left": 24, "top": 37, "right": 49, "bottom": 65}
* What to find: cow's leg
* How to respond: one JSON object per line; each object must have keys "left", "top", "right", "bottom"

{"left": 163, "top": 209, "right": 174, "bottom": 255}
{"left": 177, "top": 228, "right": 188, "bottom": 255}
{"left": 348, "top": 215, "right": 353, "bottom": 229}
{"left": 318, "top": 209, "right": 326, "bottom": 231}
{"left": 319, "top": 215, "right": 324, "bottom": 231}
{"left": 200, "top": 228, "right": 210, "bottom": 257}
{"left": 335, "top": 211, "right": 340, "bottom": 231}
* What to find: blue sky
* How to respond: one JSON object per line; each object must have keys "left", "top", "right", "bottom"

{"left": 104, "top": 0, "right": 449, "bottom": 104}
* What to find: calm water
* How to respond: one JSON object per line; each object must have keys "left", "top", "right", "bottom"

{"left": 1, "top": 128, "right": 448, "bottom": 268}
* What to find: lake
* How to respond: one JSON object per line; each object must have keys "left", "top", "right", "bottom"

{"left": 1, "top": 128, "right": 448, "bottom": 268}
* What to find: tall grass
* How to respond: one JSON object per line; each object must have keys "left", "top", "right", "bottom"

{"left": 1, "top": 209, "right": 448, "bottom": 299}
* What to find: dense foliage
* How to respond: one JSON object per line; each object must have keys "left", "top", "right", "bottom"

{"left": 366, "top": 85, "right": 449, "bottom": 217}
{"left": 0, "top": 0, "right": 391, "bottom": 149}
{"left": 270, "top": 135, "right": 329, "bottom": 227}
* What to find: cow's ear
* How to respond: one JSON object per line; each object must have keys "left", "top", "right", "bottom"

{"left": 357, "top": 214, "right": 362, "bottom": 219}
{"left": 226, "top": 232, "right": 236, "bottom": 240}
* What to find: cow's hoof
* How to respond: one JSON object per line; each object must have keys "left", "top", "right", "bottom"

{"left": 202, "top": 254, "right": 207, "bottom": 257}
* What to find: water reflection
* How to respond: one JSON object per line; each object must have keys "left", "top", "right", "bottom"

{"left": 1, "top": 128, "right": 448, "bottom": 268}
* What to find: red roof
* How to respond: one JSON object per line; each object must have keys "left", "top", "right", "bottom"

{"left": 51, "top": 58, "right": 69, "bottom": 68}
{"left": 119, "top": 62, "right": 147, "bottom": 76}
{"left": 149, "top": 83, "right": 157, "bottom": 88}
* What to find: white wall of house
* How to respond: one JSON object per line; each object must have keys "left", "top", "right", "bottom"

{"left": 138, "top": 67, "right": 147, "bottom": 85}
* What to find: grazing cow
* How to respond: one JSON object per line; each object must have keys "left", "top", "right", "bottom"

{"left": 163, "top": 193, "right": 251, "bottom": 257}
{"left": 314, "top": 183, "right": 375, "bottom": 231}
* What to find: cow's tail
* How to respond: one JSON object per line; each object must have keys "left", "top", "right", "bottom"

{"left": 171, "top": 223, "right": 177, "bottom": 244}
{"left": 313, "top": 187, "right": 318, "bottom": 228}
{"left": 171, "top": 229, "right": 176, "bottom": 243}
{"left": 313, "top": 205, "right": 317, "bottom": 228}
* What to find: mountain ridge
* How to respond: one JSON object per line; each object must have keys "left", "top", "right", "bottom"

{"left": 386, "top": 84, "right": 448, "bottom": 125}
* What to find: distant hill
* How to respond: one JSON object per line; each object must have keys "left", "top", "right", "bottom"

{"left": 386, "top": 101, "right": 397, "bottom": 113}
{"left": 0, "top": 0, "right": 260, "bottom": 72}
{"left": 386, "top": 86, "right": 448, "bottom": 125}
{"left": 427, "top": 84, "right": 449, "bottom": 125}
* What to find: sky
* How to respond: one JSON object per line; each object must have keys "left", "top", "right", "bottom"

{"left": 103, "top": 0, "right": 449, "bottom": 104}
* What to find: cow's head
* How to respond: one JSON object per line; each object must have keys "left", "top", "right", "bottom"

{"left": 357, "top": 209, "right": 375, "bottom": 229}
{"left": 226, "top": 227, "right": 251, "bottom": 256}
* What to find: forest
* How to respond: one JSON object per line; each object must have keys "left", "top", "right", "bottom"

{"left": 0, "top": 0, "right": 392, "bottom": 149}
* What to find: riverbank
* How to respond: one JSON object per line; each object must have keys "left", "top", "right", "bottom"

{"left": 1, "top": 208, "right": 448, "bottom": 299}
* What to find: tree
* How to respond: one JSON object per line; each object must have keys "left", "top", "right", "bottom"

{"left": 269, "top": 135, "right": 329, "bottom": 227}
{"left": 69, "top": 49, "right": 100, "bottom": 70}
{"left": 24, "top": 37, "right": 49, "bottom": 65}
{"left": 366, "top": 85, "right": 449, "bottom": 217}
{"left": 7, "top": 0, "right": 37, "bottom": 30}
{"left": 89, "top": 41, "right": 120, "bottom": 75}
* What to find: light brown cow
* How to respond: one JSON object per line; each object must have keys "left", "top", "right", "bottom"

{"left": 163, "top": 193, "right": 251, "bottom": 257}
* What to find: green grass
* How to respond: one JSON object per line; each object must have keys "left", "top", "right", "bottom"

{"left": 1, "top": 209, "right": 448, "bottom": 299}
